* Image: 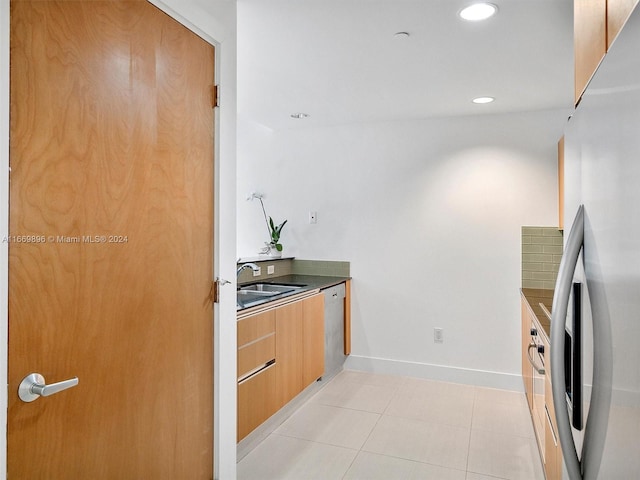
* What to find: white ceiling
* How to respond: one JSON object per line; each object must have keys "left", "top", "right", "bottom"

{"left": 237, "top": 0, "right": 574, "bottom": 130}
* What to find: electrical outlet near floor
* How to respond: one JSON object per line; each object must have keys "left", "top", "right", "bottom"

{"left": 434, "top": 327, "right": 444, "bottom": 344}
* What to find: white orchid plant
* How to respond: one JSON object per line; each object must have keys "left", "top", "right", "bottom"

{"left": 256, "top": 196, "right": 287, "bottom": 254}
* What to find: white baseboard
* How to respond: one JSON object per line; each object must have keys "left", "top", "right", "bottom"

{"left": 344, "top": 355, "right": 524, "bottom": 392}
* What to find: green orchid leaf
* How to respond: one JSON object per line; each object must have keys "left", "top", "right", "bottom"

{"left": 264, "top": 212, "right": 286, "bottom": 244}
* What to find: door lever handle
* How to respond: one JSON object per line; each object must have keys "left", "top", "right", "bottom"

{"left": 18, "top": 373, "right": 79, "bottom": 403}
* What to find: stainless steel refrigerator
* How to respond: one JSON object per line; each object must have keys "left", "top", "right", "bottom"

{"left": 551, "top": 5, "right": 640, "bottom": 479}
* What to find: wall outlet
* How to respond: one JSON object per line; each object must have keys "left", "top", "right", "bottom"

{"left": 309, "top": 211, "right": 317, "bottom": 224}
{"left": 267, "top": 265, "right": 275, "bottom": 275}
{"left": 253, "top": 267, "right": 261, "bottom": 277}
{"left": 434, "top": 328, "right": 444, "bottom": 344}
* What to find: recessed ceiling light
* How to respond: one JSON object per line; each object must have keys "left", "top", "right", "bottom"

{"left": 459, "top": 3, "right": 498, "bottom": 21}
{"left": 472, "top": 96, "right": 495, "bottom": 104}
{"left": 290, "top": 112, "right": 310, "bottom": 119}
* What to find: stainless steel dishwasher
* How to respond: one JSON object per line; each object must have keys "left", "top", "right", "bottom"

{"left": 323, "top": 283, "right": 347, "bottom": 378}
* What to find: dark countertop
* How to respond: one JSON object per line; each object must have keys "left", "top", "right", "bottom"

{"left": 237, "top": 274, "right": 350, "bottom": 312}
{"left": 520, "top": 288, "right": 554, "bottom": 340}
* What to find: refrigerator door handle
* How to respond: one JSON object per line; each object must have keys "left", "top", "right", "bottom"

{"left": 551, "top": 205, "right": 584, "bottom": 480}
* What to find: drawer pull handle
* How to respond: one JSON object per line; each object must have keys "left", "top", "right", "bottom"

{"left": 527, "top": 343, "right": 546, "bottom": 374}
{"left": 539, "top": 302, "right": 552, "bottom": 321}
{"left": 238, "top": 359, "right": 276, "bottom": 384}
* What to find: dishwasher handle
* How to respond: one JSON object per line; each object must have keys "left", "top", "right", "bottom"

{"left": 322, "top": 284, "right": 345, "bottom": 302}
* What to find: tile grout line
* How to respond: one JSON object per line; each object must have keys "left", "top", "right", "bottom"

{"left": 341, "top": 374, "right": 405, "bottom": 479}
{"left": 464, "top": 386, "right": 478, "bottom": 477}
{"left": 239, "top": 371, "right": 541, "bottom": 479}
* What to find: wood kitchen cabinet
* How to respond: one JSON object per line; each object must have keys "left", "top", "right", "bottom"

{"left": 275, "top": 300, "right": 304, "bottom": 408}
{"left": 237, "top": 309, "right": 277, "bottom": 441}
{"left": 521, "top": 290, "right": 562, "bottom": 480}
{"left": 574, "top": 0, "right": 639, "bottom": 104}
{"left": 238, "top": 292, "right": 325, "bottom": 441}
{"left": 608, "top": 0, "right": 640, "bottom": 48}
{"left": 544, "top": 408, "right": 561, "bottom": 480}
{"left": 344, "top": 279, "right": 352, "bottom": 355}
{"left": 558, "top": 137, "right": 564, "bottom": 231}
{"left": 544, "top": 364, "right": 562, "bottom": 480}
{"left": 521, "top": 298, "right": 534, "bottom": 409}
{"left": 276, "top": 293, "right": 325, "bottom": 408}
{"left": 544, "top": 338, "right": 562, "bottom": 480}
{"left": 574, "top": 0, "right": 606, "bottom": 105}
{"left": 237, "top": 365, "right": 277, "bottom": 441}
{"left": 539, "top": 328, "right": 564, "bottom": 480}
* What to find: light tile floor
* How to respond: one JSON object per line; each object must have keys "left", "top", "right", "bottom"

{"left": 237, "top": 370, "right": 545, "bottom": 480}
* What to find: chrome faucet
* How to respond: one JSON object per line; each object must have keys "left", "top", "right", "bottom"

{"left": 237, "top": 262, "right": 260, "bottom": 278}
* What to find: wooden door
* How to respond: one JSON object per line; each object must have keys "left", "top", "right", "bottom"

{"left": 8, "top": 1, "right": 215, "bottom": 478}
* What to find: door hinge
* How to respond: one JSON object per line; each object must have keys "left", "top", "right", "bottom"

{"left": 210, "top": 280, "right": 220, "bottom": 304}
{"left": 210, "top": 278, "right": 231, "bottom": 304}
{"left": 212, "top": 84, "right": 220, "bottom": 108}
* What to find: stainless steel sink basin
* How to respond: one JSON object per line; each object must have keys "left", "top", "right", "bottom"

{"left": 237, "top": 283, "right": 307, "bottom": 310}
{"left": 237, "top": 289, "right": 277, "bottom": 297}
{"left": 239, "top": 283, "right": 304, "bottom": 294}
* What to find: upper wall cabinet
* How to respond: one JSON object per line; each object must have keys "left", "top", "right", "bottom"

{"left": 575, "top": 0, "right": 639, "bottom": 105}
{"left": 574, "top": 0, "right": 606, "bottom": 105}
{"left": 608, "top": 0, "right": 640, "bottom": 47}
{"left": 558, "top": 137, "right": 564, "bottom": 231}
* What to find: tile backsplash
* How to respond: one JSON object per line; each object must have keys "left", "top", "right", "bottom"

{"left": 521, "top": 227, "right": 563, "bottom": 289}
{"left": 236, "top": 258, "right": 350, "bottom": 284}
{"left": 236, "top": 258, "right": 294, "bottom": 284}
{"left": 291, "top": 259, "right": 350, "bottom": 277}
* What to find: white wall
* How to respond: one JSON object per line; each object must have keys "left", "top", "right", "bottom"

{"left": 1, "top": 1, "right": 238, "bottom": 478}
{"left": 238, "top": 110, "right": 565, "bottom": 389}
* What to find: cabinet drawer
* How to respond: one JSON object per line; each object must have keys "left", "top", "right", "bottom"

{"left": 543, "top": 335, "right": 559, "bottom": 436}
{"left": 237, "top": 363, "right": 277, "bottom": 441}
{"left": 544, "top": 404, "right": 561, "bottom": 480}
{"left": 238, "top": 309, "right": 276, "bottom": 347}
{"left": 238, "top": 334, "right": 275, "bottom": 380}
{"left": 545, "top": 374, "right": 556, "bottom": 428}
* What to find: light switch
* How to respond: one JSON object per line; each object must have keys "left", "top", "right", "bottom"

{"left": 434, "top": 328, "right": 444, "bottom": 344}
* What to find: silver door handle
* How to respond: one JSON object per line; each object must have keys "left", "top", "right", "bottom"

{"left": 18, "top": 373, "right": 79, "bottom": 403}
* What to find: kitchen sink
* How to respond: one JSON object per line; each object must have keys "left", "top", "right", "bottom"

{"left": 237, "top": 283, "right": 307, "bottom": 310}
{"left": 237, "top": 289, "right": 278, "bottom": 297}
{"left": 239, "top": 283, "right": 304, "bottom": 294}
